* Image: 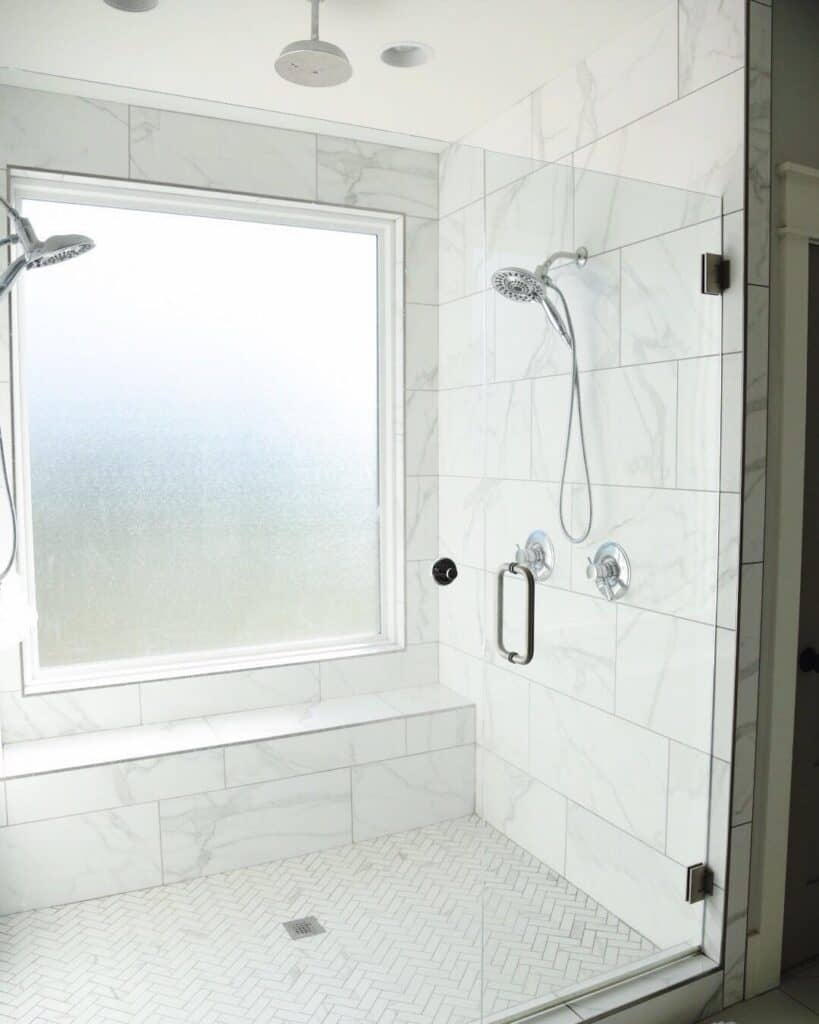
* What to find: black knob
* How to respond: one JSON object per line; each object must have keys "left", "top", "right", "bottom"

{"left": 432, "top": 558, "right": 458, "bottom": 586}
{"left": 799, "top": 647, "right": 819, "bottom": 673}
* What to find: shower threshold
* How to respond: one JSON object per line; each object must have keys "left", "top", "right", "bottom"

{"left": 0, "top": 815, "right": 705, "bottom": 1023}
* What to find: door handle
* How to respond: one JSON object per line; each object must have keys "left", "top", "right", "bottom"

{"left": 497, "top": 562, "right": 535, "bottom": 666}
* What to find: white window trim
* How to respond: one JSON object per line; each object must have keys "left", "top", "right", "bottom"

{"left": 9, "top": 168, "right": 405, "bottom": 696}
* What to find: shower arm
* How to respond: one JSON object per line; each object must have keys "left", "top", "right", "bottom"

{"left": 536, "top": 247, "right": 588, "bottom": 281}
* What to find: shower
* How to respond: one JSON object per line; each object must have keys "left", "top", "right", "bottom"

{"left": 492, "top": 247, "right": 592, "bottom": 545}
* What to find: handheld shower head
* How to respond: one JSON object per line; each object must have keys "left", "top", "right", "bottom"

{"left": 491, "top": 267, "right": 544, "bottom": 303}
{"left": 0, "top": 197, "right": 94, "bottom": 298}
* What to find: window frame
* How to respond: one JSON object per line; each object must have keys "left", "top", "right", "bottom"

{"left": 9, "top": 168, "right": 405, "bottom": 696}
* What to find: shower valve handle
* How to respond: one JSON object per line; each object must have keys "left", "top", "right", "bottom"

{"left": 586, "top": 543, "right": 631, "bottom": 602}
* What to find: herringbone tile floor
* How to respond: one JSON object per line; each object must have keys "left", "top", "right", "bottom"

{"left": 0, "top": 816, "right": 656, "bottom": 1023}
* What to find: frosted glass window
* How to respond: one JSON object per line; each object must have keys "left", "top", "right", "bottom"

{"left": 14, "top": 183, "right": 401, "bottom": 688}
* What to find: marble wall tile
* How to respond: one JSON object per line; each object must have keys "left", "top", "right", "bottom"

{"left": 316, "top": 136, "right": 437, "bottom": 218}
{"left": 565, "top": 803, "right": 702, "bottom": 949}
{"left": 532, "top": 4, "right": 677, "bottom": 162}
{"left": 553, "top": 250, "right": 622, "bottom": 372}
{"left": 405, "top": 217, "right": 438, "bottom": 305}
{"left": 747, "top": 1, "right": 772, "bottom": 288}
{"left": 439, "top": 387, "right": 484, "bottom": 478}
{"left": 0, "top": 803, "right": 162, "bottom": 914}
{"left": 533, "top": 363, "right": 677, "bottom": 489}
{"left": 406, "top": 476, "right": 438, "bottom": 561}
{"left": 406, "top": 707, "right": 475, "bottom": 754}
{"left": 140, "top": 664, "right": 319, "bottom": 725}
{"left": 405, "top": 303, "right": 438, "bottom": 390}
{"left": 130, "top": 107, "right": 317, "bottom": 200}
{"left": 677, "top": 355, "right": 722, "bottom": 491}
{"left": 722, "top": 209, "right": 745, "bottom": 354}
{"left": 407, "top": 560, "right": 438, "bottom": 643}
{"left": 482, "top": 749, "right": 568, "bottom": 874}
{"left": 0, "top": 783, "right": 5, "bottom": 827}
{"left": 488, "top": 286, "right": 572, "bottom": 383}
{"left": 462, "top": 95, "right": 534, "bottom": 195}
{"left": 405, "top": 388, "right": 438, "bottom": 476}
{"left": 439, "top": 143, "right": 484, "bottom": 219}
{"left": 569, "top": 485, "right": 720, "bottom": 623}
{"left": 708, "top": 755, "right": 733, "bottom": 890}
{"left": 438, "top": 475, "right": 490, "bottom": 569}
{"left": 573, "top": 69, "right": 745, "bottom": 212}
{"left": 0, "top": 685, "right": 141, "bottom": 743}
{"left": 713, "top": 627, "right": 738, "bottom": 763}
{"left": 717, "top": 493, "right": 741, "bottom": 630}
{"left": 5, "top": 749, "right": 225, "bottom": 824}
{"left": 482, "top": 663, "right": 530, "bottom": 771}
{"left": 666, "top": 742, "right": 711, "bottom": 867}
{"left": 621, "top": 219, "right": 722, "bottom": 365}
{"left": 224, "top": 719, "right": 406, "bottom": 787}
{"left": 438, "top": 293, "right": 485, "bottom": 389}
{"left": 438, "top": 564, "right": 486, "bottom": 660}
{"left": 438, "top": 643, "right": 485, "bottom": 715}
{"left": 679, "top": 0, "right": 745, "bottom": 97}
{"left": 351, "top": 745, "right": 475, "bottom": 841}
{"left": 439, "top": 200, "right": 485, "bottom": 304}
{"left": 743, "top": 285, "right": 770, "bottom": 563}
{"left": 320, "top": 643, "right": 437, "bottom": 700}
{"left": 0, "top": 85, "right": 129, "bottom": 177}
{"left": 616, "top": 607, "right": 715, "bottom": 753}
{"left": 530, "top": 685, "right": 669, "bottom": 849}
{"left": 485, "top": 381, "right": 531, "bottom": 480}
{"left": 721, "top": 352, "right": 744, "bottom": 493}
{"left": 160, "top": 768, "right": 351, "bottom": 882}
{"left": 733, "top": 564, "right": 762, "bottom": 827}
{"left": 723, "top": 823, "right": 752, "bottom": 1005}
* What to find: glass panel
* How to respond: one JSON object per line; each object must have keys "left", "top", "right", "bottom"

{"left": 18, "top": 197, "right": 381, "bottom": 672}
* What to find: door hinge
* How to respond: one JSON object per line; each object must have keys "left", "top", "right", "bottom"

{"left": 701, "top": 253, "right": 730, "bottom": 295}
{"left": 686, "top": 863, "right": 714, "bottom": 904}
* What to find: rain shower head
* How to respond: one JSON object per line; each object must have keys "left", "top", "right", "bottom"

{"left": 275, "top": 0, "right": 352, "bottom": 87}
{"left": 0, "top": 197, "right": 94, "bottom": 299}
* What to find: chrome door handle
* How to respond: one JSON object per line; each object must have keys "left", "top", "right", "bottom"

{"left": 497, "top": 562, "right": 535, "bottom": 666}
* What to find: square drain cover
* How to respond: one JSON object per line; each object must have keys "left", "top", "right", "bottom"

{"left": 283, "top": 916, "right": 325, "bottom": 940}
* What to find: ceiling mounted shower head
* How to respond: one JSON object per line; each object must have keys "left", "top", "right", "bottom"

{"left": 275, "top": 0, "right": 352, "bottom": 88}
{"left": 103, "top": 0, "right": 158, "bottom": 10}
{"left": 491, "top": 267, "right": 545, "bottom": 303}
{"left": 0, "top": 197, "right": 94, "bottom": 299}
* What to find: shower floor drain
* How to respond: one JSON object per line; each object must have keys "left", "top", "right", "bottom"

{"left": 283, "top": 916, "right": 326, "bottom": 940}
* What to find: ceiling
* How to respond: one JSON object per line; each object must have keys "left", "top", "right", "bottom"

{"left": 0, "top": 0, "right": 661, "bottom": 144}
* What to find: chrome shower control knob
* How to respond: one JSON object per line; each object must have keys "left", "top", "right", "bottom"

{"left": 515, "top": 530, "right": 555, "bottom": 581}
{"left": 586, "top": 542, "right": 631, "bottom": 601}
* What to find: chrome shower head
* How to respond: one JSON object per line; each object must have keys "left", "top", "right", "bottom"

{"left": 275, "top": 0, "right": 352, "bottom": 87}
{"left": 491, "top": 267, "right": 545, "bottom": 303}
{"left": 0, "top": 197, "right": 94, "bottom": 299}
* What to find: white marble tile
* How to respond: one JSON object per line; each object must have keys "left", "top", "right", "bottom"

{"left": 482, "top": 663, "right": 530, "bottom": 771}
{"left": 0, "top": 85, "right": 129, "bottom": 177}
{"left": 530, "top": 685, "right": 668, "bottom": 849}
{"left": 130, "top": 107, "right": 317, "bottom": 199}
{"left": 405, "top": 388, "right": 438, "bottom": 476}
{"left": 552, "top": 250, "right": 622, "bottom": 372}
{"left": 484, "top": 151, "right": 544, "bottom": 198}
{"left": 748, "top": 1, "right": 772, "bottom": 288}
{"left": 405, "top": 303, "right": 438, "bottom": 390}
{"left": 708, "top": 755, "right": 732, "bottom": 889}
{"left": 463, "top": 95, "right": 533, "bottom": 194}
{"left": 721, "top": 351, "right": 744, "bottom": 493}
{"left": 532, "top": 4, "right": 677, "bottom": 162}
{"left": 666, "top": 742, "right": 711, "bottom": 867}
{"left": 722, "top": 209, "right": 746, "bottom": 354}
{"left": 485, "top": 380, "right": 531, "bottom": 480}
{"left": 616, "top": 606, "right": 715, "bottom": 753}
{"left": 679, "top": 0, "right": 745, "bottom": 97}
{"left": 316, "top": 136, "right": 437, "bottom": 218}
{"left": 224, "top": 719, "right": 406, "bottom": 787}
{"left": 140, "top": 664, "right": 319, "bottom": 725}
{"left": 407, "top": 560, "right": 438, "bottom": 643}
{"left": 438, "top": 292, "right": 485, "bottom": 389}
{"left": 484, "top": 479, "right": 572, "bottom": 590}
{"left": 570, "top": 485, "right": 720, "bottom": 623}
{"left": 743, "top": 286, "right": 769, "bottom": 562}
{"left": 439, "top": 200, "right": 485, "bottom": 304}
{"left": 405, "top": 216, "right": 438, "bottom": 305}
{"left": 713, "top": 627, "right": 738, "bottom": 763}
{"left": 0, "top": 803, "right": 161, "bottom": 914}
{"left": 621, "top": 219, "right": 722, "bottom": 365}
{"left": 677, "top": 355, "right": 722, "bottom": 490}
{"left": 574, "top": 69, "right": 745, "bottom": 213}
{"left": 724, "top": 822, "right": 752, "bottom": 1005}
{"left": 319, "top": 643, "right": 437, "bottom": 699}
{"left": 564, "top": 803, "right": 703, "bottom": 950}
{"left": 439, "top": 143, "right": 484, "bottom": 219}
{"left": 5, "top": 749, "right": 225, "bottom": 824}
{"left": 406, "top": 476, "right": 438, "bottom": 562}
{"left": 0, "top": 782, "right": 6, "bottom": 826}
{"left": 533, "top": 363, "right": 677, "bottom": 489}
{"left": 485, "top": 163, "right": 573, "bottom": 285}
{"left": 733, "top": 564, "right": 762, "bottom": 827}
{"left": 717, "top": 492, "right": 741, "bottom": 629}
{"left": 351, "top": 745, "right": 474, "bottom": 841}
{"left": 438, "top": 387, "right": 484, "bottom": 478}
{"left": 438, "top": 475, "right": 491, "bottom": 570}
{"left": 0, "top": 646, "right": 22, "bottom": 693}
{"left": 160, "top": 768, "right": 351, "bottom": 882}
{"left": 0, "top": 685, "right": 141, "bottom": 743}
{"left": 482, "top": 749, "right": 567, "bottom": 874}
{"left": 438, "top": 564, "right": 486, "bottom": 660}
{"left": 378, "top": 684, "right": 473, "bottom": 718}
{"left": 488, "top": 286, "right": 571, "bottom": 384}
{"left": 438, "top": 644, "right": 485, "bottom": 716}
{"left": 405, "top": 707, "right": 475, "bottom": 754}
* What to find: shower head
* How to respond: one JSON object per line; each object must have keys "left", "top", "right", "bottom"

{"left": 491, "top": 267, "right": 545, "bottom": 303}
{"left": 275, "top": 0, "right": 352, "bottom": 87}
{"left": 0, "top": 197, "right": 94, "bottom": 299}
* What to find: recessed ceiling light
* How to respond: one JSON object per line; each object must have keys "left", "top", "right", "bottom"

{"left": 380, "top": 42, "right": 433, "bottom": 69}
{"left": 104, "top": 0, "right": 158, "bottom": 11}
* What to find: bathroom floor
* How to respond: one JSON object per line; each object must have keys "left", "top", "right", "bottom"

{"left": 0, "top": 815, "right": 656, "bottom": 1024}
